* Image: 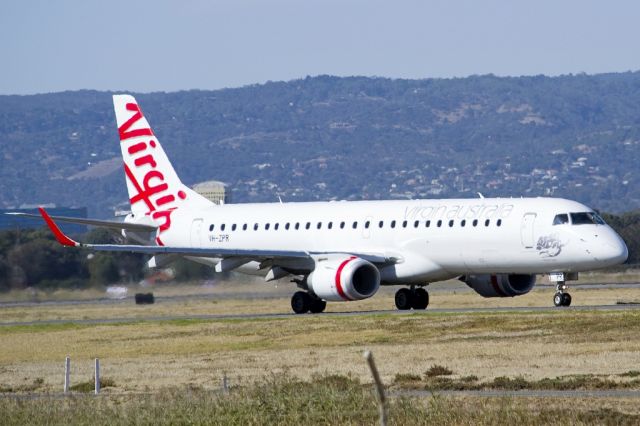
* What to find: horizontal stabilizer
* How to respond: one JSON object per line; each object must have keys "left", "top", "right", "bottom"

{"left": 6, "top": 211, "right": 157, "bottom": 232}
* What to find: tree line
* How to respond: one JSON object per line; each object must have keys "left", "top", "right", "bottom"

{"left": 0, "top": 227, "right": 213, "bottom": 291}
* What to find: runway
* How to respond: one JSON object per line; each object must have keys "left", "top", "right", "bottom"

{"left": 2, "top": 302, "right": 639, "bottom": 328}
{"left": 1, "top": 281, "right": 639, "bottom": 309}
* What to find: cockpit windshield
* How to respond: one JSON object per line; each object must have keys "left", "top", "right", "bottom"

{"left": 570, "top": 212, "right": 606, "bottom": 225}
{"left": 553, "top": 212, "right": 606, "bottom": 226}
{"left": 553, "top": 214, "right": 569, "bottom": 225}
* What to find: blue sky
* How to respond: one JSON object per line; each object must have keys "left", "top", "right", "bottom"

{"left": 1, "top": 0, "right": 639, "bottom": 94}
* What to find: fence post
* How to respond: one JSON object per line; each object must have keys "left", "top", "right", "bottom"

{"left": 64, "top": 356, "right": 70, "bottom": 394}
{"left": 222, "top": 373, "right": 229, "bottom": 394}
{"left": 364, "top": 350, "right": 387, "bottom": 426}
{"left": 94, "top": 358, "right": 100, "bottom": 395}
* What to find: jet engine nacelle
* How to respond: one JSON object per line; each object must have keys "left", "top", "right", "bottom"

{"left": 308, "top": 256, "right": 380, "bottom": 302}
{"left": 462, "top": 274, "right": 536, "bottom": 298}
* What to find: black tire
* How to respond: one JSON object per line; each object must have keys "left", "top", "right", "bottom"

{"left": 309, "top": 298, "right": 327, "bottom": 314}
{"left": 553, "top": 292, "right": 563, "bottom": 307}
{"left": 412, "top": 288, "right": 429, "bottom": 310}
{"left": 561, "top": 293, "right": 572, "bottom": 307}
{"left": 395, "top": 288, "right": 413, "bottom": 310}
{"left": 291, "top": 291, "right": 310, "bottom": 314}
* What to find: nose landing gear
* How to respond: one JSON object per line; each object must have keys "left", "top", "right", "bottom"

{"left": 553, "top": 281, "right": 572, "bottom": 307}
{"left": 395, "top": 286, "right": 429, "bottom": 310}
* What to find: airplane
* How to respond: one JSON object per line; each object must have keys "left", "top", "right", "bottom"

{"left": 17, "top": 95, "right": 629, "bottom": 313}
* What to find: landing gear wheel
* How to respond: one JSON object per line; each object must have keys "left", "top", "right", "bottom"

{"left": 561, "top": 293, "right": 572, "bottom": 307}
{"left": 553, "top": 292, "right": 563, "bottom": 307}
{"left": 411, "top": 288, "right": 429, "bottom": 310}
{"left": 395, "top": 288, "right": 413, "bottom": 310}
{"left": 291, "top": 291, "right": 311, "bottom": 314}
{"left": 309, "top": 298, "right": 327, "bottom": 313}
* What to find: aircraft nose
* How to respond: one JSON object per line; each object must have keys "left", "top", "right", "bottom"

{"left": 598, "top": 231, "right": 628, "bottom": 265}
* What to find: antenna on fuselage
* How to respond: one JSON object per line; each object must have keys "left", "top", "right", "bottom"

{"left": 477, "top": 192, "right": 485, "bottom": 199}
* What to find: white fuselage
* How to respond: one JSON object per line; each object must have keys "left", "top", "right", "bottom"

{"left": 160, "top": 196, "right": 628, "bottom": 284}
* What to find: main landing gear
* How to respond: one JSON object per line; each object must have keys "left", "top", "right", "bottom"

{"left": 553, "top": 282, "right": 572, "bottom": 307}
{"left": 395, "top": 286, "right": 429, "bottom": 310}
{"left": 291, "top": 291, "right": 327, "bottom": 314}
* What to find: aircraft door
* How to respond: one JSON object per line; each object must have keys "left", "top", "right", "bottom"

{"left": 520, "top": 213, "right": 536, "bottom": 248}
{"left": 190, "top": 218, "right": 204, "bottom": 247}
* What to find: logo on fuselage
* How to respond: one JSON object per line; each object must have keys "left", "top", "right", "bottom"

{"left": 536, "top": 234, "right": 565, "bottom": 257}
{"left": 118, "top": 102, "right": 186, "bottom": 245}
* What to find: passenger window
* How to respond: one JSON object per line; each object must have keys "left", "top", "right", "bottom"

{"left": 232, "top": 224, "right": 237, "bottom": 231}
{"left": 305, "top": 222, "right": 311, "bottom": 230}
{"left": 461, "top": 220, "right": 466, "bottom": 227}
{"left": 391, "top": 220, "right": 396, "bottom": 228}
{"left": 274, "top": 223, "right": 279, "bottom": 230}
{"left": 497, "top": 219, "right": 502, "bottom": 227}
{"left": 285, "top": 223, "right": 290, "bottom": 230}
{"left": 221, "top": 224, "right": 226, "bottom": 231}
{"left": 379, "top": 220, "right": 384, "bottom": 228}
{"left": 317, "top": 222, "right": 322, "bottom": 230}
{"left": 553, "top": 214, "right": 569, "bottom": 225}
{"left": 265, "top": 223, "right": 270, "bottom": 230}
{"left": 414, "top": 220, "right": 419, "bottom": 228}
{"left": 209, "top": 224, "right": 214, "bottom": 231}
{"left": 243, "top": 224, "right": 247, "bottom": 231}
{"left": 426, "top": 220, "right": 431, "bottom": 228}
{"left": 340, "top": 222, "right": 345, "bottom": 229}
{"left": 485, "top": 219, "right": 490, "bottom": 227}
{"left": 328, "top": 222, "right": 333, "bottom": 229}
{"left": 352, "top": 221, "right": 358, "bottom": 229}
{"left": 365, "top": 221, "right": 370, "bottom": 229}
{"left": 402, "top": 220, "right": 408, "bottom": 228}
{"left": 437, "top": 220, "right": 442, "bottom": 227}
{"left": 448, "top": 220, "right": 454, "bottom": 227}
{"left": 295, "top": 223, "right": 300, "bottom": 230}
{"left": 472, "top": 219, "right": 478, "bottom": 227}
{"left": 254, "top": 223, "right": 259, "bottom": 231}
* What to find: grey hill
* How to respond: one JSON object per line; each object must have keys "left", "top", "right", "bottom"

{"left": 1, "top": 73, "right": 639, "bottom": 216}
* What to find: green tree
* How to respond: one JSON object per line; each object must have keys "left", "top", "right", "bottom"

{"left": 87, "top": 254, "right": 120, "bottom": 286}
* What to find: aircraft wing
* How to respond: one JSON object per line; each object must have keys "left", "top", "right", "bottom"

{"left": 5, "top": 211, "right": 157, "bottom": 232}
{"left": 37, "top": 207, "right": 392, "bottom": 265}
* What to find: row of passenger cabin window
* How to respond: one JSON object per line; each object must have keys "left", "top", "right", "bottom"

{"left": 209, "top": 218, "right": 503, "bottom": 232}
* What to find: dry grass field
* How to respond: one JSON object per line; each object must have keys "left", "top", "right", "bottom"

{"left": 1, "top": 275, "right": 640, "bottom": 424}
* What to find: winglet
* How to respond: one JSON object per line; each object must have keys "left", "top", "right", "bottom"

{"left": 38, "top": 207, "right": 79, "bottom": 247}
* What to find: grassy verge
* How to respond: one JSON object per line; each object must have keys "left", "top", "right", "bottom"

{"left": 1, "top": 309, "right": 640, "bottom": 393}
{"left": 1, "top": 375, "right": 639, "bottom": 425}
{"left": 393, "top": 365, "right": 640, "bottom": 391}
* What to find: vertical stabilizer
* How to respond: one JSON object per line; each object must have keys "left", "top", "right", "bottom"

{"left": 113, "top": 95, "right": 212, "bottom": 243}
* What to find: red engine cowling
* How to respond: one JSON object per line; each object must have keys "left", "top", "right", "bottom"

{"left": 462, "top": 274, "right": 536, "bottom": 297}
{"left": 308, "top": 256, "right": 380, "bottom": 301}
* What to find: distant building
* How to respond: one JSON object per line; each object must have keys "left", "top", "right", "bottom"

{"left": 192, "top": 181, "right": 230, "bottom": 205}
{"left": 0, "top": 206, "right": 88, "bottom": 234}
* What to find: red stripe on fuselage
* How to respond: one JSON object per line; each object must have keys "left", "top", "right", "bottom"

{"left": 335, "top": 256, "right": 357, "bottom": 301}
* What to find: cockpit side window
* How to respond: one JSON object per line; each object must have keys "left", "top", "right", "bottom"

{"left": 553, "top": 214, "right": 569, "bottom": 225}
{"left": 570, "top": 212, "right": 606, "bottom": 225}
